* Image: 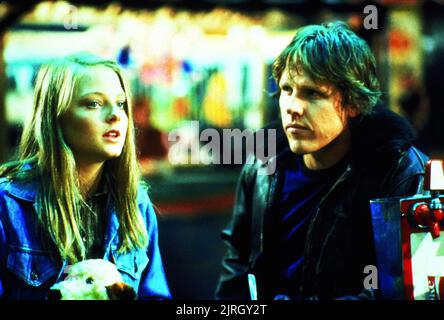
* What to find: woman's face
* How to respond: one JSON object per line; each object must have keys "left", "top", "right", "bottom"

{"left": 61, "top": 66, "right": 129, "bottom": 165}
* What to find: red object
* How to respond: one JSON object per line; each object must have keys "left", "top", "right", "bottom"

{"left": 431, "top": 222, "right": 441, "bottom": 239}
{"left": 412, "top": 202, "right": 442, "bottom": 239}
{"left": 413, "top": 203, "right": 430, "bottom": 226}
{"left": 400, "top": 196, "right": 444, "bottom": 298}
{"left": 155, "top": 193, "right": 234, "bottom": 216}
{"left": 388, "top": 30, "right": 412, "bottom": 53}
{"left": 434, "top": 209, "right": 444, "bottom": 221}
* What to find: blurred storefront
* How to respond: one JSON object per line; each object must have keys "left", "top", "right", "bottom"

{"left": 0, "top": 0, "right": 442, "bottom": 299}
{"left": 0, "top": 1, "right": 391, "bottom": 168}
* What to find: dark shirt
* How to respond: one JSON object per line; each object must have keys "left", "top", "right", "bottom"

{"left": 273, "top": 154, "right": 348, "bottom": 299}
{"left": 81, "top": 177, "right": 109, "bottom": 260}
{"left": 82, "top": 193, "right": 106, "bottom": 259}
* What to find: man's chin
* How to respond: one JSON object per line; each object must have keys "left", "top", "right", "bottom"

{"left": 288, "top": 142, "right": 310, "bottom": 155}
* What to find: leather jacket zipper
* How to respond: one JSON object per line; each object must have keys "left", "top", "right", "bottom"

{"left": 303, "top": 166, "right": 352, "bottom": 270}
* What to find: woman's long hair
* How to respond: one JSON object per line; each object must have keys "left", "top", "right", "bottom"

{"left": 0, "top": 53, "right": 148, "bottom": 263}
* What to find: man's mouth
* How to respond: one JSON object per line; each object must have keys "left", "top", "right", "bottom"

{"left": 286, "top": 123, "right": 309, "bottom": 131}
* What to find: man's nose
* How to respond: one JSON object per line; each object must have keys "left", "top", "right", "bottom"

{"left": 286, "top": 97, "right": 304, "bottom": 117}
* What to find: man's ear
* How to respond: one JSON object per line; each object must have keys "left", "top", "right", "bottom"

{"left": 106, "top": 282, "right": 137, "bottom": 300}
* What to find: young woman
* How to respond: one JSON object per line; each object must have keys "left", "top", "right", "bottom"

{"left": 0, "top": 53, "right": 171, "bottom": 300}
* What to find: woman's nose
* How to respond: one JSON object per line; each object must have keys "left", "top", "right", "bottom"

{"left": 106, "top": 105, "right": 121, "bottom": 123}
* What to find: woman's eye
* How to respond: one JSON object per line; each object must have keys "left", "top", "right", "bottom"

{"left": 87, "top": 100, "right": 102, "bottom": 109}
{"left": 116, "top": 101, "right": 126, "bottom": 109}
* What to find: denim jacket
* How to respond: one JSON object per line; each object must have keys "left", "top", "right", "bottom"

{"left": 0, "top": 176, "right": 171, "bottom": 300}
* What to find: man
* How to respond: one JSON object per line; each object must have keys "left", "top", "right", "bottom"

{"left": 215, "top": 21, "right": 428, "bottom": 300}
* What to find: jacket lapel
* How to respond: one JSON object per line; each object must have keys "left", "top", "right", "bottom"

{"left": 103, "top": 197, "right": 120, "bottom": 259}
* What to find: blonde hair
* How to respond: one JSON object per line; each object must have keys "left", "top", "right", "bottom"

{"left": 1, "top": 53, "right": 148, "bottom": 263}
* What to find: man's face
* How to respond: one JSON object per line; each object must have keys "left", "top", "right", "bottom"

{"left": 278, "top": 68, "right": 357, "bottom": 168}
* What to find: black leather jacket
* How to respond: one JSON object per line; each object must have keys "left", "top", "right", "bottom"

{"left": 216, "top": 108, "right": 429, "bottom": 300}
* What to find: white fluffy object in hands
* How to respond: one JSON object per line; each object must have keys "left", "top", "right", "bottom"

{"left": 50, "top": 259, "right": 136, "bottom": 300}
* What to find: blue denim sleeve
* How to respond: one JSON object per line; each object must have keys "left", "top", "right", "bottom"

{"left": 0, "top": 200, "right": 6, "bottom": 298}
{"left": 137, "top": 195, "right": 172, "bottom": 300}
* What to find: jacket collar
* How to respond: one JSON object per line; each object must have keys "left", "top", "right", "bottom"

{"left": 4, "top": 175, "right": 146, "bottom": 204}
{"left": 3, "top": 178, "right": 109, "bottom": 203}
{"left": 351, "top": 104, "right": 415, "bottom": 151}
{"left": 4, "top": 178, "right": 39, "bottom": 202}
{"left": 4, "top": 174, "right": 145, "bottom": 253}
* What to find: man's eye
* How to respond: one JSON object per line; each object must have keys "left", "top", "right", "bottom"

{"left": 304, "top": 89, "right": 323, "bottom": 99}
{"left": 308, "top": 91, "right": 319, "bottom": 97}
{"left": 281, "top": 86, "right": 293, "bottom": 95}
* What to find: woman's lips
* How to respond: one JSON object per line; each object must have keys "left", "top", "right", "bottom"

{"left": 103, "top": 130, "right": 121, "bottom": 142}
